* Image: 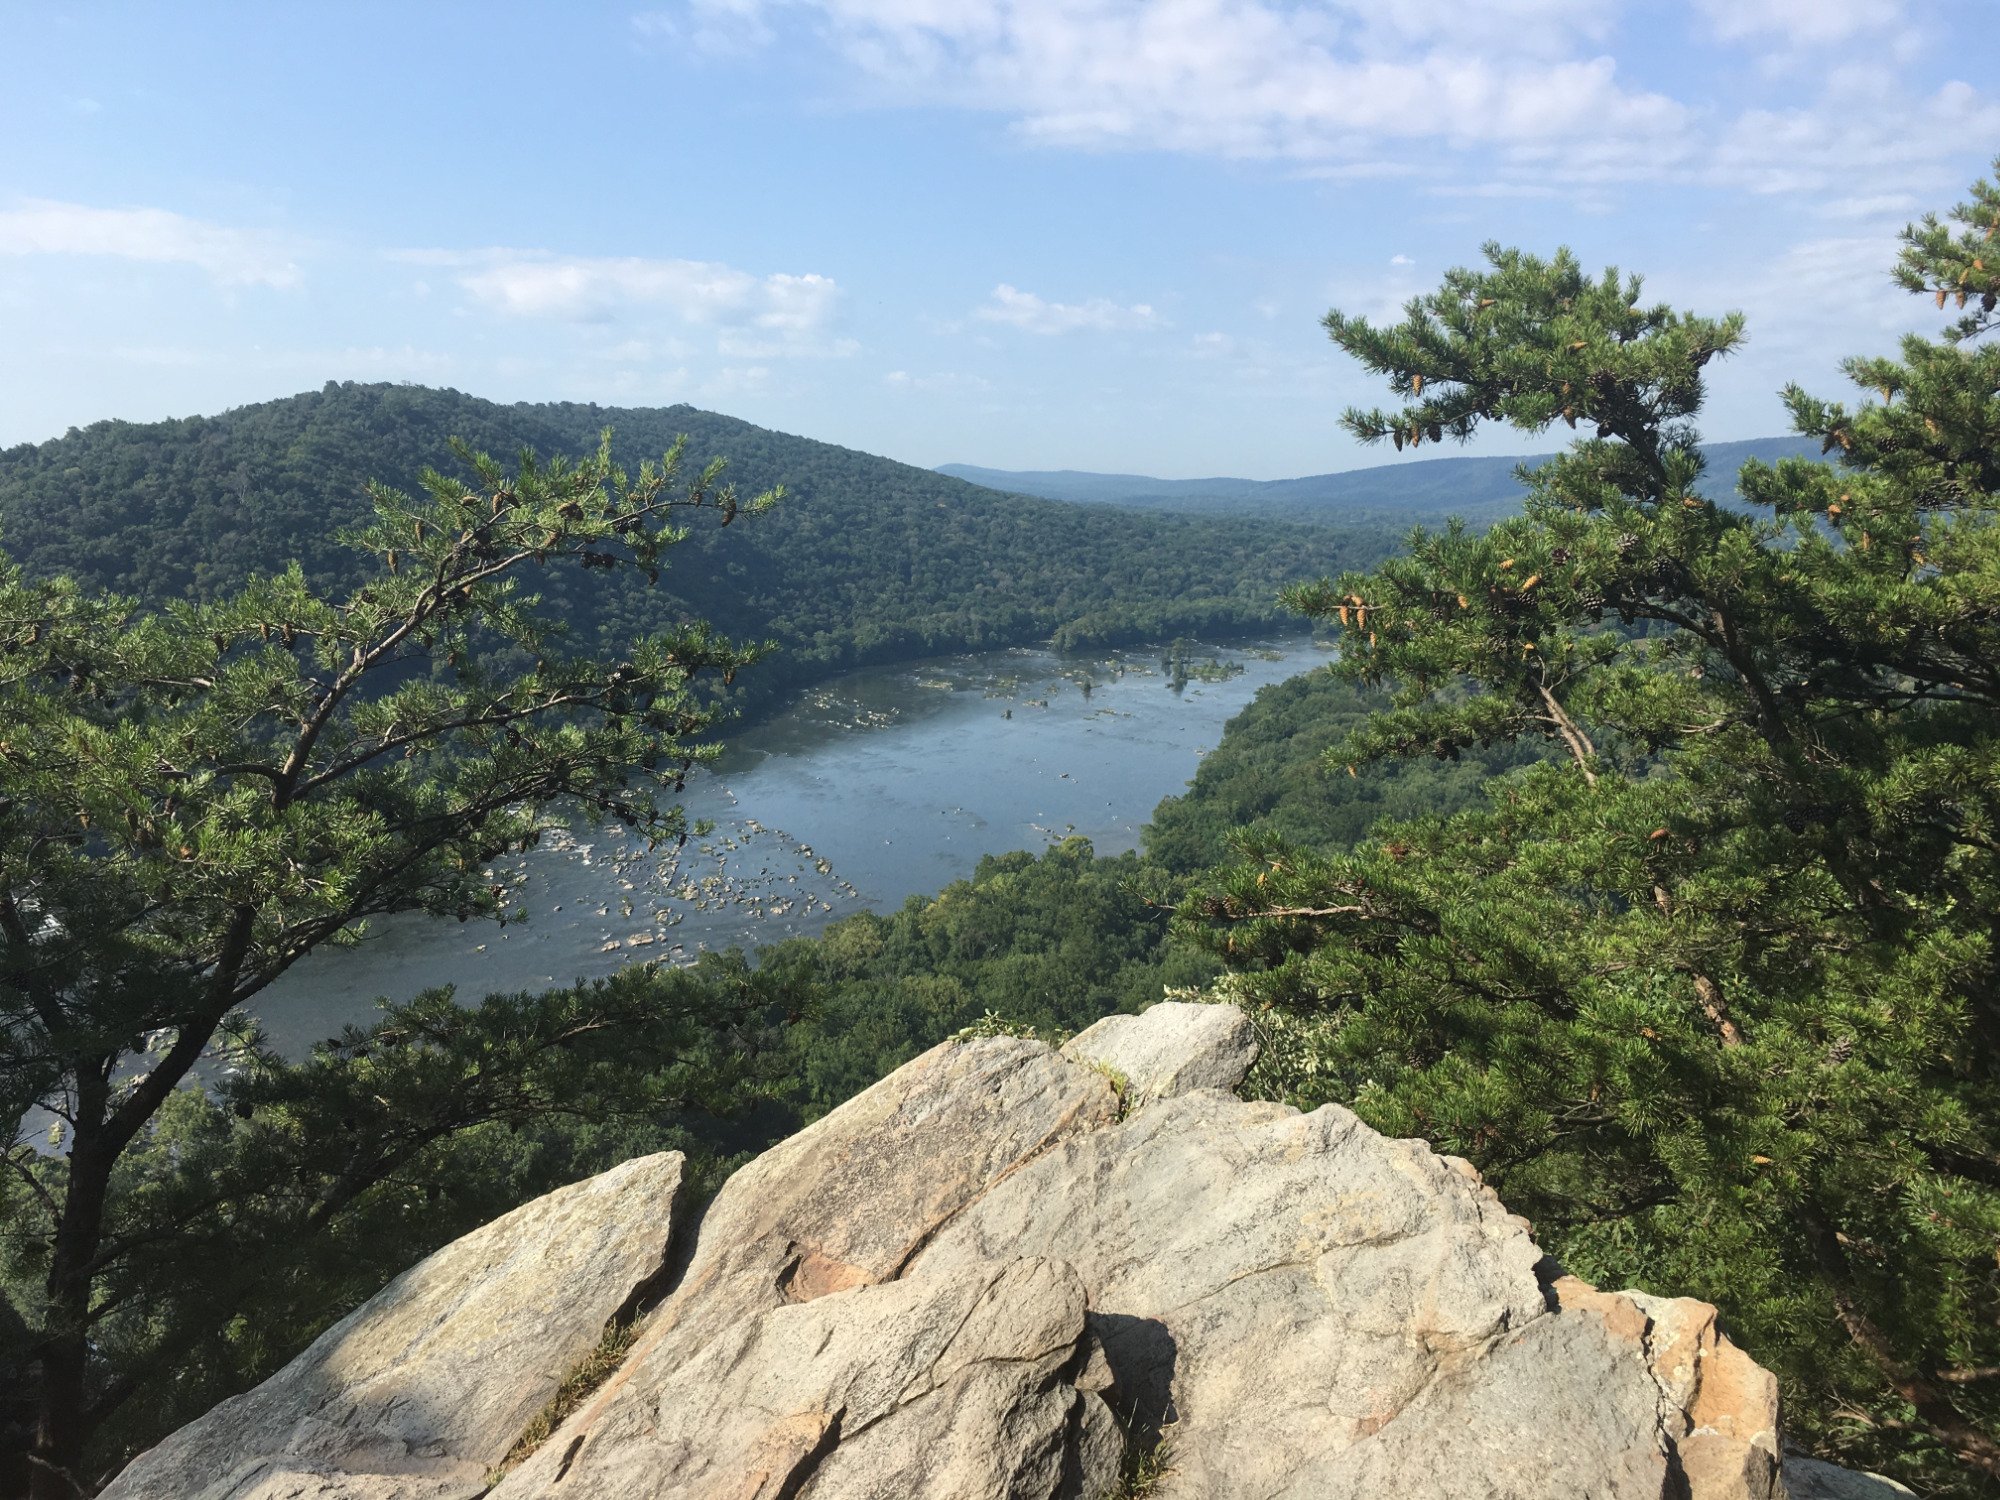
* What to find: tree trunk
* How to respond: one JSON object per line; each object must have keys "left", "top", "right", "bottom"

{"left": 31, "top": 1117, "right": 112, "bottom": 1498}
{"left": 1805, "top": 1211, "right": 2000, "bottom": 1480}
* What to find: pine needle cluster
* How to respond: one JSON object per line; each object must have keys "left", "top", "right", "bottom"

{"left": 1186, "top": 163, "right": 2000, "bottom": 1495}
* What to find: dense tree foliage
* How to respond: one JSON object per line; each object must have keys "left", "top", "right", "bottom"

{"left": 6, "top": 627, "right": 1509, "bottom": 1485}
{"left": 0, "top": 436, "right": 782, "bottom": 1496}
{"left": 1143, "top": 667, "right": 1532, "bottom": 872}
{"left": 4, "top": 837, "right": 1210, "bottom": 1483}
{"left": 0, "top": 386, "right": 1379, "bottom": 712}
{"left": 1183, "top": 168, "right": 2000, "bottom": 1494}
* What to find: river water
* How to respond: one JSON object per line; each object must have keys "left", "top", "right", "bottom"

{"left": 253, "top": 635, "right": 1323, "bottom": 1054}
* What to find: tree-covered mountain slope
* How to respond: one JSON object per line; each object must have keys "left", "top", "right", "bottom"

{"left": 941, "top": 436, "right": 1816, "bottom": 526}
{"left": 0, "top": 383, "right": 1379, "bottom": 705}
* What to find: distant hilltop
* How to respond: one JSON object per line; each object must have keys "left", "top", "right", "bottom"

{"left": 0, "top": 381, "right": 1371, "bottom": 703}
{"left": 941, "top": 436, "right": 1818, "bottom": 526}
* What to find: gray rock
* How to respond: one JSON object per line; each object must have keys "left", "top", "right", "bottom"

{"left": 1785, "top": 1457, "right": 1920, "bottom": 1498}
{"left": 100, "top": 1151, "right": 687, "bottom": 1500}
{"left": 1061, "top": 999, "right": 1259, "bottom": 1106}
{"left": 111, "top": 1002, "right": 1904, "bottom": 1500}
{"left": 906, "top": 1060, "right": 1784, "bottom": 1498}
{"left": 516, "top": 1258, "right": 1115, "bottom": 1500}
{"left": 490, "top": 1033, "right": 1120, "bottom": 1498}
{"left": 907, "top": 1087, "right": 1631, "bottom": 1496}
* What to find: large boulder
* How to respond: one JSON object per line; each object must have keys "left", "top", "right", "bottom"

{"left": 524, "top": 1257, "right": 1122, "bottom": 1500}
{"left": 107, "top": 1001, "right": 1891, "bottom": 1500}
{"left": 904, "top": 1084, "right": 1781, "bottom": 1499}
{"left": 101, "top": 1150, "right": 688, "bottom": 1500}
{"left": 491, "top": 1030, "right": 1123, "bottom": 1497}
{"left": 1060, "top": 998, "right": 1259, "bottom": 1105}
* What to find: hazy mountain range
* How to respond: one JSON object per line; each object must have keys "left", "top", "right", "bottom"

{"left": 940, "top": 436, "right": 1819, "bottom": 526}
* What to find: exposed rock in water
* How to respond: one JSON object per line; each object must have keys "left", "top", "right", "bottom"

{"left": 105, "top": 1002, "right": 1904, "bottom": 1499}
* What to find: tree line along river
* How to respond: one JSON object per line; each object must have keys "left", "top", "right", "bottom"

{"left": 251, "top": 635, "right": 1322, "bottom": 1055}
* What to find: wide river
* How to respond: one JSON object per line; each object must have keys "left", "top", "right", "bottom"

{"left": 254, "top": 635, "right": 1322, "bottom": 1054}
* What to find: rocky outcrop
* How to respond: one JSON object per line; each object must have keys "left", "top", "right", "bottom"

{"left": 100, "top": 1150, "right": 687, "bottom": 1500}
{"left": 106, "top": 1002, "right": 1888, "bottom": 1500}
{"left": 1059, "top": 999, "right": 1259, "bottom": 1106}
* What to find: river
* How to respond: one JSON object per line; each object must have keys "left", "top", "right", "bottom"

{"left": 252, "top": 635, "right": 1323, "bottom": 1054}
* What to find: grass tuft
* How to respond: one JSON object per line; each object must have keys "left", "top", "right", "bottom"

{"left": 1101, "top": 1424, "right": 1175, "bottom": 1499}
{"left": 491, "top": 1318, "right": 641, "bottom": 1479}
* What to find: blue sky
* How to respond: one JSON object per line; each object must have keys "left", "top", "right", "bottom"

{"left": 2, "top": 0, "right": 1994, "bottom": 477}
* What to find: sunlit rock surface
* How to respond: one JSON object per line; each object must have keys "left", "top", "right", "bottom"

{"left": 109, "top": 1001, "right": 1890, "bottom": 1500}
{"left": 100, "top": 1151, "right": 686, "bottom": 1500}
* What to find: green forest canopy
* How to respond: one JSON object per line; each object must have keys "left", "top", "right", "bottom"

{"left": 0, "top": 385, "right": 1380, "bottom": 712}
{"left": 10, "top": 165, "right": 2000, "bottom": 1498}
{"left": 1178, "top": 170, "right": 2000, "bottom": 1496}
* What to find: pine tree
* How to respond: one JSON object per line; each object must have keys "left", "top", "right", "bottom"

{"left": 0, "top": 435, "right": 776, "bottom": 1496}
{"left": 1185, "top": 165, "right": 2000, "bottom": 1493}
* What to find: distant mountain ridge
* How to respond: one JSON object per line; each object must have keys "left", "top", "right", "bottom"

{"left": 941, "top": 436, "right": 1820, "bottom": 525}
{"left": 0, "top": 383, "right": 1392, "bottom": 712}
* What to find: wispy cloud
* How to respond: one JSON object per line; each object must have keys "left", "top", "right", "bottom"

{"left": 395, "top": 246, "right": 846, "bottom": 353}
{"left": 648, "top": 1, "right": 1686, "bottom": 174}
{"left": 1705, "top": 75, "right": 2000, "bottom": 203}
{"left": 1692, "top": 0, "right": 1901, "bottom": 46}
{"left": 642, "top": 0, "right": 1985, "bottom": 207}
{"left": 883, "top": 368, "right": 991, "bottom": 392}
{"left": 974, "top": 283, "right": 1162, "bottom": 335}
{"left": 0, "top": 199, "right": 301, "bottom": 287}
{"left": 633, "top": 0, "right": 773, "bottom": 57}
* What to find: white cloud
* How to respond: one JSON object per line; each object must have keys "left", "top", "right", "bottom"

{"left": 1693, "top": 0, "right": 1900, "bottom": 45}
{"left": 659, "top": 0, "right": 1687, "bottom": 173}
{"left": 645, "top": 0, "right": 1989, "bottom": 208}
{"left": 883, "top": 368, "right": 991, "bottom": 391}
{"left": 716, "top": 331, "right": 860, "bottom": 358}
{"left": 1700, "top": 232, "right": 1919, "bottom": 353}
{"left": 1389, "top": 253, "right": 1415, "bottom": 266}
{"left": 402, "top": 248, "right": 843, "bottom": 348}
{"left": 633, "top": 0, "right": 774, "bottom": 56}
{"left": 0, "top": 199, "right": 301, "bottom": 287}
{"left": 1816, "top": 192, "right": 1923, "bottom": 220}
{"left": 462, "top": 256, "right": 783, "bottom": 323}
{"left": 599, "top": 336, "right": 694, "bottom": 362}
{"left": 753, "top": 271, "right": 843, "bottom": 332}
{"left": 975, "top": 283, "right": 1163, "bottom": 334}
{"left": 1707, "top": 76, "right": 2000, "bottom": 203}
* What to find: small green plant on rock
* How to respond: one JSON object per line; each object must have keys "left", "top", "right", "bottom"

{"left": 1101, "top": 1426, "right": 1175, "bottom": 1499}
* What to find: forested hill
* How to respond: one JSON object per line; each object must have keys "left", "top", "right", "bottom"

{"left": 940, "top": 436, "right": 1817, "bottom": 526}
{"left": 0, "top": 382, "right": 1378, "bottom": 705}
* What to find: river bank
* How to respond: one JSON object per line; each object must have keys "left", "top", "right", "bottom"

{"left": 251, "top": 634, "right": 1324, "bottom": 1055}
